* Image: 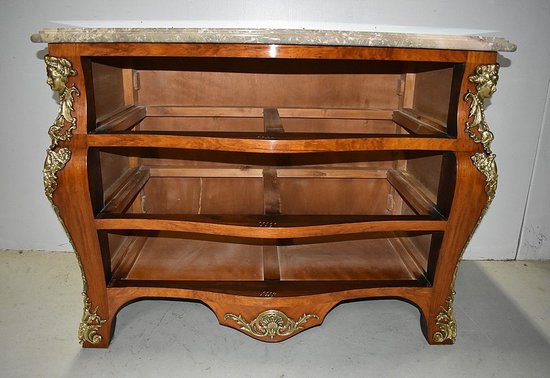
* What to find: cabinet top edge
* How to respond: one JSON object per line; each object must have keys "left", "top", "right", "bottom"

{"left": 30, "top": 28, "right": 516, "bottom": 52}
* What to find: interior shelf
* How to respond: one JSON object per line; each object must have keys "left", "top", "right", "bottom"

{"left": 87, "top": 133, "right": 456, "bottom": 153}
{"left": 88, "top": 57, "right": 462, "bottom": 147}
{"left": 93, "top": 106, "right": 449, "bottom": 137}
{"left": 88, "top": 105, "right": 455, "bottom": 154}
{"left": 106, "top": 231, "right": 434, "bottom": 295}
{"left": 102, "top": 168, "right": 439, "bottom": 216}
{"left": 90, "top": 147, "right": 454, "bottom": 238}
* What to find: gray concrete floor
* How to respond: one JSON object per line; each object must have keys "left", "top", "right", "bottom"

{"left": 0, "top": 249, "right": 549, "bottom": 377}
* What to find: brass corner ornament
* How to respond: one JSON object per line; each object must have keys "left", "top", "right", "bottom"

{"left": 465, "top": 63, "right": 500, "bottom": 206}
{"left": 43, "top": 148, "right": 70, "bottom": 202}
{"left": 224, "top": 310, "right": 319, "bottom": 339}
{"left": 44, "top": 55, "right": 80, "bottom": 149}
{"left": 471, "top": 152, "right": 497, "bottom": 205}
{"left": 464, "top": 64, "right": 500, "bottom": 155}
{"left": 433, "top": 291, "right": 457, "bottom": 343}
{"left": 43, "top": 55, "right": 80, "bottom": 203}
{"left": 78, "top": 294, "right": 106, "bottom": 345}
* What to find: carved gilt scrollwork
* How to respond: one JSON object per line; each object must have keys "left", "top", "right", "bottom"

{"left": 78, "top": 294, "right": 107, "bottom": 345}
{"left": 464, "top": 64, "right": 499, "bottom": 155}
{"left": 471, "top": 152, "right": 498, "bottom": 206}
{"left": 43, "top": 55, "right": 106, "bottom": 344}
{"left": 43, "top": 148, "right": 71, "bottom": 202}
{"left": 224, "top": 310, "right": 319, "bottom": 339}
{"left": 465, "top": 64, "right": 500, "bottom": 207}
{"left": 43, "top": 55, "right": 79, "bottom": 200}
{"left": 433, "top": 291, "right": 457, "bottom": 343}
{"left": 44, "top": 55, "right": 80, "bottom": 149}
{"left": 464, "top": 64, "right": 500, "bottom": 210}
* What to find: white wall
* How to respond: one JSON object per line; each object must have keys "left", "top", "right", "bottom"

{"left": 518, "top": 82, "right": 550, "bottom": 259}
{"left": 1, "top": 0, "right": 549, "bottom": 259}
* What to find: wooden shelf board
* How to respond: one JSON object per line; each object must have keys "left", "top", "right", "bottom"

{"left": 87, "top": 134, "right": 456, "bottom": 152}
{"left": 108, "top": 235, "right": 429, "bottom": 295}
{"left": 279, "top": 238, "right": 425, "bottom": 281}
{"left": 123, "top": 236, "right": 265, "bottom": 281}
{"left": 95, "top": 214, "right": 446, "bottom": 238}
{"left": 95, "top": 106, "right": 451, "bottom": 137}
{"left": 91, "top": 130, "right": 450, "bottom": 139}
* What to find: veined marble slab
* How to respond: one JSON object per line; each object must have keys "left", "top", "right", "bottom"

{"left": 31, "top": 28, "right": 516, "bottom": 52}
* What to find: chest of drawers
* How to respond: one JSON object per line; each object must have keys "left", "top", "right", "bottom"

{"left": 32, "top": 28, "right": 515, "bottom": 347}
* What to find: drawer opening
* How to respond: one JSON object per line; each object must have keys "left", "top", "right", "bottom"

{"left": 86, "top": 57, "right": 463, "bottom": 137}
{"left": 103, "top": 230, "right": 442, "bottom": 296}
{"left": 89, "top": 149, "right": 455, "bottom": 224}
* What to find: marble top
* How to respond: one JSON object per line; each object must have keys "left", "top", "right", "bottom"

{"left": 30, "top": 28, "right": 516, "bottom": 52}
